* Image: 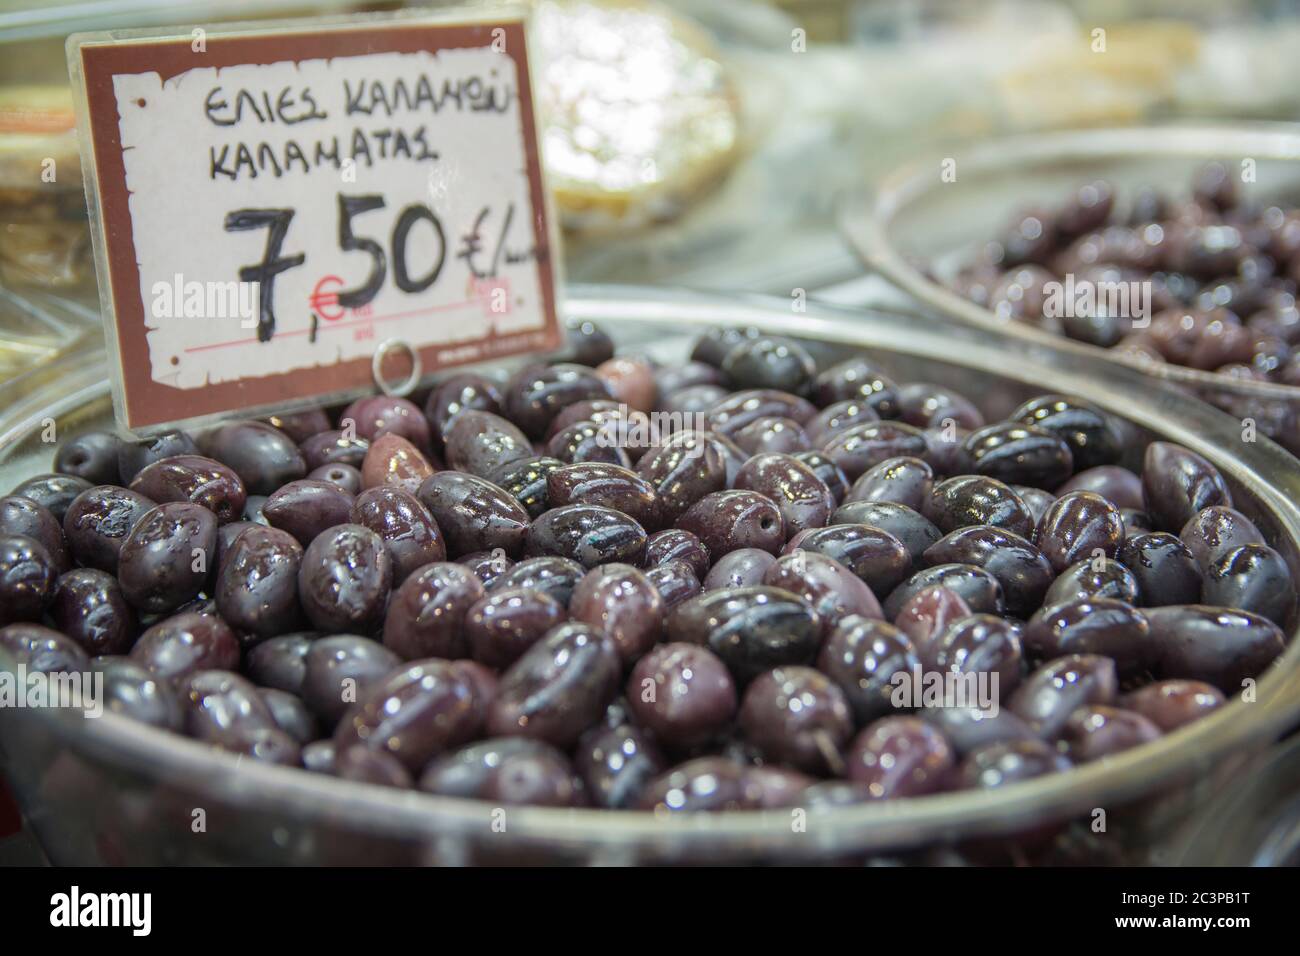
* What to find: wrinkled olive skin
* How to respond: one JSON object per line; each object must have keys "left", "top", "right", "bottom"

{"left": 570, "top": 563, "right": 665, "bottom": 663}
{"left": 262, "top": 479, "right": 355, "bottom": 547}
{"left": 785, "top": 524, "right": 912, "bottom": 598}
{"left": 1011, "top": 395, "right": 1120, "bottom": 471}
{"left": 739, "top": 667, "right": 853, "bottom": 775}
{"left": 491, "top": 556, "right": 586, "bottom": 607}
{"left": 923, "top": 475, "right": 1035, "bottom": 538}
{"left": 54, "top": 431, "right": 122, "bottom": 485}
{"left": 117, "top": 430, "right": 200, "bottom": 484}
{"left": 1007, "top": 654, "right": 1118, "bottom": 738}
{"left": 668, "top": 586, "right": 822, "bottom": 686}
{"left": 299, "top": 430, "right": 370, "bottom": 471}
{"left": 845, "top": 456, "right": 934, "bottom": 513}
{"left": 487, "top": 623, "right": 621, "bottom": 747}
{"left": 503, "top": 363, "right": 611, "bottom": 439}
{"left": 817, "top": 617, "right": 920, "bottom": 724}
{"left": 702, "top": 547, "right": 777, "bottom": 590}
{"left": 129, "top": 454, "right": 247, "bottom": 525}
{"left": 845, "top": 717, "right": 955, "bottom": 797}
{"left": 302, "top": 635, "right": 399, "bottom": 726}
{"left": 1146, "top": 604, "right": 1286, "bottom": 692}
{"left": 831, "top": 501, "right": 942, "bottom": 566}
{"left": 721, "top": 336, "right": 817, "bottom": 394}
{"left": 465, "top": 587, "right": 565, "bottom": 668}
{"left": 547, "top": 462, "right": 662, "bottom": 530}
{"left": 91, "top": 657, "right": 183, "bottom": 730}
{"left": 117, "top": 502, "right": 217, "bottom": 615}
{"left": 51, "top": 567, "right": 136, "bottom": 656}
{"left": 1202, "top": 543, "right": 1295, "bottom": 625}
{"left": 884, "top": 564, "right": 1005, "bottom": 619}
{"left": 922, "top": 525, "right": 1053, "bottom": 618}
{"left": 12, "top": 474, "right": 92, "bottom": 523}
{"left": 1044, "top": 558, "right": 1140, "bottom": 607}
{"left": 927, "top": 614, "right": 1024, "bottom": 695}
{"left": 764, "top": 551, "right": 883, "bottom": 623}
{"left": 442, "top": 409, "right": 533, "bottom": 478}
{"left": 129, "top": 611, "right": 240, "bottom": 682}
{"left": 63, "top": 485, "right": 155, "bottom": 572}
{"left": 734, "top": 453, "right": 834, "bottom": 538}
{"left": 1118, "top": 532, "right": 1202, "bottom": 606}
{"left": 577, "top": 721, "right": 664, "bottom": 809}
{"left": 706, "top": 389, "right": 817, "bottom": 437}
{"left": 214, "top": 525, "right": 305, "bottom": 639}
{"left": 822, "top": 422, "right": 928, "bottom": 482}
{"left": 957, "top": 740, "right": 1073, "bottom": 790}
{"left": 0, "top": 534, "right": 57, "bottom": 625}
{"left": 676, "top": 490, "right": 784, "bottom": 557}
{"left": 425, "top": 373, "right": 504, "bottom": 447}
{"left": 1121, "top": 679, "right": 1226, "bottom": 731}
{"left": 525, "top": 504, "right": 648, "bottom": 568}
{"left": 422, "top": 737, "right": 584, "bottom": 807}
{"left": 1023, "top": 597, "right": 1152, "bottom": 676}
{"left": 0, "top": 495, "right": 69, "bottom": 572}
{"left": 245, "top": 632, "right": 316, "bottom": 695}
{"left": 1179, "top": 505, "right": 1264, "bottom": 567}
{"left": 1057, "top": 465, "right": 1144, "bottom": 511}
{"left": 200, "top": 420, "right": 306, "bottom": 494}
{"left": 1034, "top": 491, "right": 1124, "bottom": 573}
{"left": 297, "top": 524, "right": 392, "bottom": 634}
{"left": 0, "top": 622, "right": 90, "bottom": 673}
{"left": 634, "top": 431, "right": 727, "bottom": 522}
{"left": 335, "top": 658, "right": 484, "bottom": 771}
{"left": 1061, "top": 705, "right": 1162, "bottom": 763}
{"left": 489, "top": 456, "right": 563, "bottom": 519}
{"left": 1142, "top": 442, "right": 1233, "bottom": 532}
{"left": 350, "top": 485, "right": 446, "bottom": 583}
{"left": 340, "top": 395, "right": 432, "bottom": 452}
{"left": 415, "top": 471, "right": 528, "bottom": 559}
{"left": 810, "top": 357, "right": 900, "bottom": 416}
{"left": 382, "top": 561, "right": 485, "bottom": 660}
{"left": 962, "top": 423, "right": 1074, "bottom": 489}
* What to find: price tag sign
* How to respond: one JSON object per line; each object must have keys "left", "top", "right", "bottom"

{"left": 69, "top": 10, "right": 560, "bottom": 432}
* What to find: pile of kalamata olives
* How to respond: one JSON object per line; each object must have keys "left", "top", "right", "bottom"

{"left": 945, "top": 163, "right": 1300, "bottom": 450}
{"left": 0, "top": 318, "right": 1292, "bottom": 817}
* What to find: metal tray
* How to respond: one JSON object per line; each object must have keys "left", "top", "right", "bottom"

{"left": 2, "top": 285, "right": 1299, "bottom": 865}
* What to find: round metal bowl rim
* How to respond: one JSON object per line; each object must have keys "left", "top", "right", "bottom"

{"left": 6, "top": 285, "right": 1300, "bottom": 856}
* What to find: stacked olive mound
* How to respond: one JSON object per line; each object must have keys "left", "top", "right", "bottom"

{"left": 946, "top": 163, "right": 1300, "bottom": 441}
{"left": 0, "top": 322, "right": 1292, "bottom": 817}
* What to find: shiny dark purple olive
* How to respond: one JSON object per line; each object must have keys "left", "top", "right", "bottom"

{"left": 816, "top": 617, "right": 920, "bottom": 724}
{"left": 331, "top": 745, "right": 412, "bottom": 788}
{"left": 577, "top": 721, "right": 664, "bottom": 809}
{"left": 1011, "top": 395, "right": 1119, "bottom": 471}
{"left": 923, "top": 474, "right": 1035, "bottom": 538}
{"left": 676, "top": 490, "right": 783, "bottom": 557}
{"left": 570, "top": 563, "right": 664, "bottom": 663}
{"left": 176, "top": 670, "right": 289, "bottom": 758}
{"left": 897, "top": 383, "right": 984, "bottom": 430}
{"left": 764, "top": 550, "right": 882, "bottom": 622}
{"left": 785, "top": 523, "right": 912, "bottom": 597}
{"left": 91, "top": 657, "right": 182, "bottom": 730}
{"left": 54, "top": 431, "right": 122, "bottom": 485}
{"left": 129, "top": 612, "right": 240, "bottom": 682}
{"left": 1142, "top": 442, "right": 1232, "bottom": 533}
{"left": 739, "top": 666, "right": 853, "bottom": 775}
{"left": 51, "top": 567, "right": 135, "bottom": 656}
{"left": 0, "top": 534, "right": 57, "bottom": 625}
{"left": 0, "top": 622, "right": 89, "bottom": 673}
{"left": 308, "top": 462, "right": 362, "bottom": 495}
{"left": 214, "top": 525, "right": 304, "bottom": 640}
{"left": 702, "top": 548, "right": 777, "bottom": 590}
{"left": 1008, "top": 653, "right": 1118, "bottom": 737}
{"left": 845, "top": 717, "right": 954, "bottom": 797}
{"left": 1023, "top": 597, "right": 1151, "bottom": 676}
{"left": 299, "top": 429, "right": 370, "bottom": 471}
{"left": 245, "top": 633, "right": 316, "bottom": 694}
{"left": 262, "top": 478, "right": 355, "bottom": 547}
{"left": 642, "top": 528, "right": 710, "bottom": 578}
{"left": 1146, "top": 604, "right": 1286, "bottom": 692}
{"left": 927, "top": 614, "right": 1024, "bottom": 694}
{"left": 721, "top": 336, "right": 816, "bottom": 394}
{"left": 634, "top": 431, "right": 727, "bottom": 522}
{"left": 732, "top": 416, "right": 810, "bottom": 456}
{"left": 335, "top": 658, "right": 483, "bottom": 771}
{"left": 340, "top": 395, "right": 432, "bottom": 452}
{"left": 793, "top": 451, "right": 851, "bottom": 504}
{"left": 1120, "top": 680, "right": 1226, "bottom": 731}
{"left": 297, "top": 524, "right": 392, "bottom": 634}
{"left": 261, "top": 687, "right": 319, "bottom": 744}
{"left": 956, "top": 739, "right": 1072, "bottom": 789}
{"left": 414, "top": 471, "right": 528, "bottom": 559}
{"left": 893, "top": 585, "right": 973, "bottom": 656}
{"left": 962, "top": 423, "right": 1074, "bottom": 489}
{"left": 691, "top": 326, "right": 764, "bottom": 367}
{"left": 1057, "top": 465, "right": 1144, "bottom": 511}
{"left": 734, "top": 453, "right": 834, "bottom": 537}
{"left": 654, "top": 361, "right": 724, "bottom": 397}
{"left": 637, "top": 757, "right": 759, "bottom": 813}
{"left": 503, "top": 363, "right": 610, "bottom": 439}
{"left": 628, "top": 643, "right": 737, "bottom": 749}
{"left": 1060, "top": 705, "right": 1161, "bottom": 762}
{"left": 117, "top": 502, "right": 217, "bottom": 614}
{"left": 831, "top": 501, "right": 942, "bottom": 566}
{"left": 200, "top": 420, "right": 306, "bottom": 494}
{"left": 668, "top": 586, "right": 822, "bottom": 685}
{"left": 884, "top": 564, "right": 1005, "bottom": 619}
{"left": 806, "top": 399, "right": 880, "bottom": 445}
{"left": 10, "top": 474, "right": 92, "bottom": 523}
{"left": 458, "top": 549, "right": 514, "bottom": 589}
{"left": 1122, "top": 508, "right": 1154, "bottom": 539}
{"left": 1044, "top": 558, "right": 1140, "bottom": 606}
{"left": 547, "top": 461, "right": 662, "bottom": 530}
{"left": 490, "top": 556, "right": 586, "bottom": 607}
{"left": 424, "top": 373, "right": 504, "bottom": 447}
{"left": 302, "top": 635, "right": 399, "bottom": 726}
{"left": 1034, "top": 490, "right": 1124, "bottom": 573}
{"left": 117, "top": 430, "right": 199, "bottom": 484}
{"left": 544, "top": 419, "right": 631, "bottom": 467}
{"left": 645, "top": 559, "right": 702, "bottom": 609}
{"left": 442, "top": 409, "right": 533, "bottom": 478}
{"left": 1202, "top": 543, "right": 1294, "bottom": 625}
{"left": 421, "top": 737, "right": 584, "bottom": 807}
{"left": 810, "top": 357, "right": 900, "bottom": 417}
{"left": 265, "top": 408, "right": 330, "bottom": 444}
{"left": 661, "top": 384, "right": 728, "bottom": 417}
{"left": 0, "top": 495, "right": 69, "bottom": 572}
{"left": 921, "top": 705, "right": 1036, "bottom": 756}
{"left": 922, "top": 525, "right": 1052, "bottom": 618}
{"left": 1179, "top": 505, "right": 1264, "bottom": 567}
{"left": 845, "top": 456, "right": 934, "bottom": 512}
{"left": 350, "top": 485, "right": 445, "bottom": 583}
{"left": 488, "top": 455, "right": 563, "bottom": 519}
{"left": 464, "top": 586, "right": 564, "bottom": 668}
{"left": 129, "top": 454, "right": 246, "bottom": 525}
{"left": 382, "top": 561, "right": 485, "bottom": 660}
{"left": 1117, "top": 532, "right": 1201, "bottom": 606}
{"left": 705, "top": 389, "right": 817, "bottom": 437}
{"left": 62, "top": 485, "right": 155, "bottom": 572}
{"left": 822, "top": 421, "right": 928, "bottom": 482}
{"left": 486, "top": 622, "right": 621, "bottom": 747}
{"left": 525, "top": 504, "right": 647, "bottom": 567}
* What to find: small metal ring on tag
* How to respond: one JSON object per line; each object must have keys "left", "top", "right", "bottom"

{"left": 371, "top": 338, "right": 421, "bottom": 396}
